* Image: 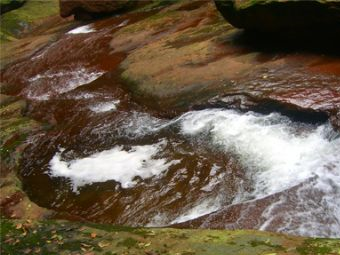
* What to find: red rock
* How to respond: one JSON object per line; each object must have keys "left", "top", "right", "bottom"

{"left": 59, "top": 0, "right": 137, "bottom": 20}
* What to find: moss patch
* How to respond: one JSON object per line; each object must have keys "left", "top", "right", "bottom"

{"left": 0, "top": 95, "right": 50, "bottom": 219}
{"left": 1, "top": 219, "right": 339, "bottom": 255}
{"left": 0, "top": 0, "right": 58, "bottom": 42}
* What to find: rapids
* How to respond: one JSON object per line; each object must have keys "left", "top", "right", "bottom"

{"left": 21, "top": 103, "right": 340, "bottom": 237}
{"left": 1, "top": 8, "right": 339, "bottom": 239}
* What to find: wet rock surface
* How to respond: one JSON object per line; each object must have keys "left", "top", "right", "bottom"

{"left": 116, "top": 0, "right": 340, "bottom": 130}
{"left": 1, "top": 0, "right": 340, "bottom": 240}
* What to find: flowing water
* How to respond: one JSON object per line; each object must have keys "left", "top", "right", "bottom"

{"left": 1, "top": 10, "right": 340, "bottom": 238}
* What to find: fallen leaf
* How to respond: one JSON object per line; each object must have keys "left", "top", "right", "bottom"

{"left": 23, "top": 223, "right": 31, "bottom": 230}
{"left": 4, "top": 238, "right": 14, "bottom": 244}
{"left": 15, "top": 223, "right": 23, "bottom": 229}
{"left": 90, "top": 232, "right": 97, "bottom": 238}
{"left": 144, "top": 242, "right": 151, "bottom": 247}
{"left": 138, "top": 242, "right": 145, "bottom": 248}
{"left": 98, "top": 241, "right": 110, "bottom": 248}
{"left": 146, "top": 231, "right": 156, "bottom": 236}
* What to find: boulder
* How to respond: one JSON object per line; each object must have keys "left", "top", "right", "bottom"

{"left": 0, "top": 0, "right": 26, "bottom": 15}
{"left": 214, "top": 0, "right": 340, "bottom": 33}
{"left": 59, "top": 0, "right": 136, "bottom": 20}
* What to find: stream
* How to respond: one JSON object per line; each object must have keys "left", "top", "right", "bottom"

{"left": 2, "top": 10, "right": 340, "bottom": 238}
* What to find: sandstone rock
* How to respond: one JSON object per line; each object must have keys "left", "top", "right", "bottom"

{"left": 59, "top": 0, "right": 136, "bottom": 20}
{"left": 214, "top": 0, "right": 340, "bottom": 33}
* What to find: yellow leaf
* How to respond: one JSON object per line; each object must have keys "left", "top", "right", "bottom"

{"left": 98, "top": 241, "right": 110, "bottom": 248}
{"left": 146, "top": 231, "right": 156, "bottom": 236}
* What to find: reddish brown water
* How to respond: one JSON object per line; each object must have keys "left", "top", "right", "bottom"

{"left": 1, "top": 6, "right": 340, "bottom": 238}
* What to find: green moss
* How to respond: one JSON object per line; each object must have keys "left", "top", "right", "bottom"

{"left": 60, "top": 240, "right": 89, "bottom": 252}
{"left": 1, "top": 219, "right": 340, "bottom": 255}
{"left": 166, "top": 21, "right": 231, "bottom": 49}
{"left": 84, "top": 221, "right": 137, "bottom": 234}
{"left": 296, "top": 238, "right": 340, "bottom": 255}
{"left": 118, "top": 10, "right": 180, "bottom": 35}
{"left": 0, "top": 0, "right": 12, "bottom": 5}
{"left": 0, "top": 219, "right": 57, "bottom": 255}
{"left": 249, "top": 239, "right": 285, "bottom": 250}
{"left": 1, "top": 0, "right": 58, "bottom": 42}
{"left": 117, "top": 237, "right": 139, "bottom": 248}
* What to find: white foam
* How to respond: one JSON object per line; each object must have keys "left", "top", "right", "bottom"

{"left": 178, "top": 109, "right": 340, "bottom": 236}
{"left": 67, "top": 24, "right": 96, "bottom": 34}
{"left": 116, "top": 19, "right": 129, "bottom": 28}
{"left": 49, "top": 141, "right": 180, "bottom": 191}
{"left": 180, "top": 109, "right": 340, "bottom": 199}
{"left": 89, "top": 100, "right": 120, "bottom": 113}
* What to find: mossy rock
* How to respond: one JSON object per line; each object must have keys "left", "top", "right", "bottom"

{"left": 214, "top": 0, "right": 340, "bottom": 33}
{"left": 0, "top": 0, "right": 25, "bottom": 15}
{"left": 0, "top": 0, "right": 58, "bottom": 42}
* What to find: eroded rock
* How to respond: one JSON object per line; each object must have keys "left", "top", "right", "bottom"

{"left": 59, "top": 0, "right": 137, "bottom": 20}
{"left": 214, "top": 0, "right": 340, "bottom": 33}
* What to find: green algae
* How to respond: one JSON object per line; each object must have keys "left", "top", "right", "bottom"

{"left": 296, "top": 238, "right": 340, "bottom": 255}
{"left": 1, "top": 219, "right": 339, "bottom": 255}
{"left": 0, "top": 0, "right": 58, "bottom": 42}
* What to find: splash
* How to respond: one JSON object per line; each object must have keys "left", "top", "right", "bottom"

{"left": 89, "top": 100, "right": 120, "bottom": 113}
{"left": 67, "top": 24, "right": 96, "bottom": 34}
{"left": 177, "top": 109, "right": 340, "bottom": 236}
{"left": 179, "top": 109, "right": 340, "bottom": 199}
